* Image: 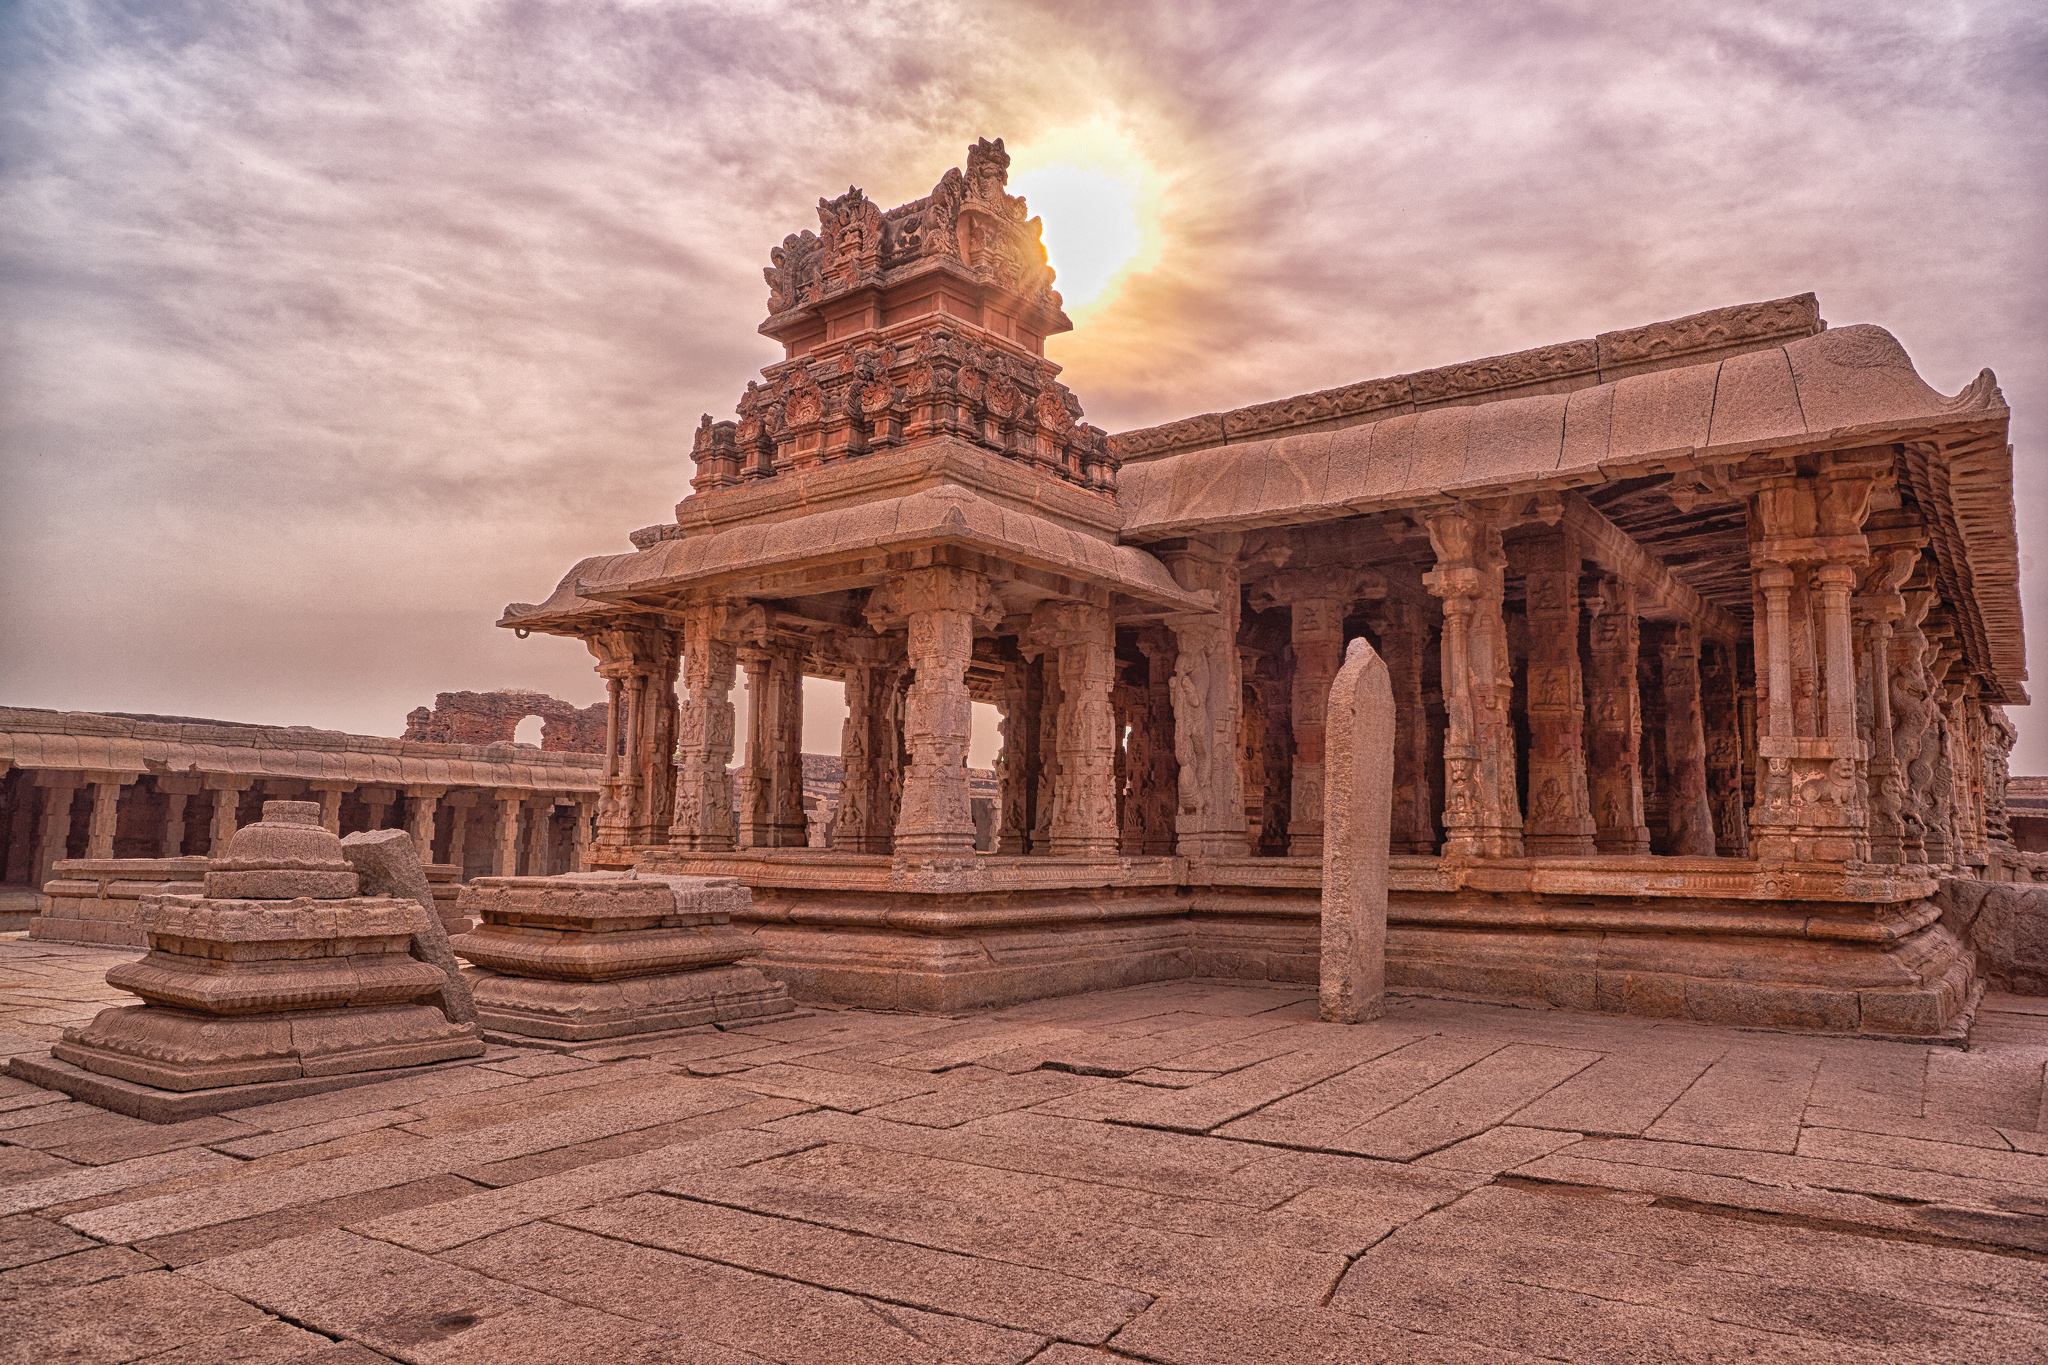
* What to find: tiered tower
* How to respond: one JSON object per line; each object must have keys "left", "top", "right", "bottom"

{"left": 685, "top": 138, "right": 1116, "bottom": 496}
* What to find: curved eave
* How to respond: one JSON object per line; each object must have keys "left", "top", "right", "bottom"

{"left": 501, "top": 486, "right": 1212, "bottom": 628}
{"left": 1119, "top": 326, "right": 2006, "bottom": 536}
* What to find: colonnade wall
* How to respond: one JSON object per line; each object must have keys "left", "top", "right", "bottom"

{"left": 0, "top": 707, "right": 604, "bottom": 941}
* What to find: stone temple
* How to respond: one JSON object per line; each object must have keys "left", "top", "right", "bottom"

{"left": 500, "top": 138, "right": 2030, "bottom": 1038}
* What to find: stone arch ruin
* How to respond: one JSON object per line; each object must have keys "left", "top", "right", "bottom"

{"left": 402, "top": 690, "right": 608, "bottom": 753}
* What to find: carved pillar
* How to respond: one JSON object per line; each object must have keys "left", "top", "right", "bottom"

{"left": 158, "top": 777, "right": 202, "bottom": 857}
{"left": 587, "top": 628, "right": 680, "bottom": 861}
{"left": 527, "top": 797, "right": 555, "bottom": 877}
{"left": 34, "top": 776, "right": 80, "bottom": 887}
{"left": 570, "top": 798, "right": 595, "bottom": 871}
{"left": 1136, "top": 629, "right": 1180, "bottom": 856}
{"left": 1161, "top": 534, "right": 1246, "bottom": 861}
{"left": 596, "top": 673, "right": 627, "bottom": 854}
{"left": 1746, "top": 458, "right": 1882, "bottom": 863}
{"left": 1701, "top": 641, "right": 1749, "bottom": 857}
{"left": 882, "top": 566, "right": 991, "bottom": 856}
{"left": 1516, "top": 531, "right": 1595, "bottom": 856}
{"left": 1284, "top": 597, "right": 1345, "bottom": 857}
{"left": 994, "top": 654, "right": 1034, "bottom": 855}
{"left": 358, "top": 786, "right": 396, "bottom": 832}
{"left": 672, "top": 601, "right": 738, "bottom": 853}
{"left": 82, "top": 778, "right": 124, "bottom": 859}
{"left": 770, "top": 640, "right": 809, "bottom": 847}
{"left": 307, "top": 782, "right": 348, "bottom": 836}
{"left": 1657, "top": 626, "right": 1715, "bottom": 856}
{"left": 1031, "top": 649, "right": 1061, "bottom": 854}
{"left": 1365, "top": 601, "right": 1437, "bottom": 854}
{"left": 1115, "top": 664, "right": 1143, "bottom": 854}
{"left": 1858, "top": 545, "right": 1919, "bottom": 864}
{"left": 1423, "top": 507, "right": 1521, "bottom": 858}
{"left": 834, "top": 635, "right": 903, "bottom": 855}
{"left": 204, "top": 777, "right": 252, "bottom": 855}
{"left": 445, "top": 792, "right": 475, "bottom": 877}
{"left": 405, "top": 787, "right": 444, "bottom": 862}
{"left": 1583, "top": 576, "right": 1649, "bottom": 854}
{"left": 489, "top": 790, "right": 525, "bottom": 875}
{"left": 738, "top": 648, "right": 773, "bottom": 847}
{"left": 1031, "top": 600, "right": 1120, "bottom": 857}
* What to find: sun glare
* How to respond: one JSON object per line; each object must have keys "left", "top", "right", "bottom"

{"left": 1009, "top": 120, "right": 1163, "bottom": 313}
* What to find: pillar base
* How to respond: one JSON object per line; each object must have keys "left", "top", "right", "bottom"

{"left": 53, "top": 1003, "right": 483, "bottom": 1092}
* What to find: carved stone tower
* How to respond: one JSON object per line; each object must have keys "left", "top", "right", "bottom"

{"left": 684, "top": 138, "right": 1116, "bottom": 495}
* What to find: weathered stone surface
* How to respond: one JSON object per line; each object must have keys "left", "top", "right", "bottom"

{"left": 1321, "top": 638, "right": 1394, "bottom": 1024}
{"left": 48, "top": 803, "right": 482, "bottom": 1102}
{"left": 341, "top": 828, "right": 477, "bottom": 1025}
{"left": 451, "top": 874, "right": 793, "bottom": 1042}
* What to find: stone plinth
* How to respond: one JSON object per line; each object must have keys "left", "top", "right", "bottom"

{"left": 449, "top": 873, "right": 795, "bottom": 1043}
{"left": 638, "top": 850, "right": 1193, "bottom": 1013}
{"left": 1187, "top": 856, "right": 1980, "bottom": 1041}
{"left": 30, "top": 857, "right": 211, "bottom": 946}
{"left": 46, "top": 803, "right": 483, "bottom": 1093}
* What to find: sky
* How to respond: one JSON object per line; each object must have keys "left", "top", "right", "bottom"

{"left": 3, "top": 1, "right": 2044, "bottom": 765}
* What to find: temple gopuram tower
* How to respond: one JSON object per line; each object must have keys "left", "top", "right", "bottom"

{"left": 505, "top": 139, "right": 2023, "bottom": 1036}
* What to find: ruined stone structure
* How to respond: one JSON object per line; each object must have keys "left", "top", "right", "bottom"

{"left": 502, "top": 139, "right": 2027, "bottom": 1037}
{"left": 0, "top": 707, "right": 604, "bottom": 942}
{"left": 38, "top": 801, "right": 483, "bottom": 1093}
{"left": 403, "top": 689, "right": 609, "bottom": 752}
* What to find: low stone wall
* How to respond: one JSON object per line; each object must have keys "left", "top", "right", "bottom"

{"left": 1937, "top": 877, "right": 2048, "bottom": 995}
{"left": 30, "top": 858, "right": 211, "bottom": 946}
{"left": 31, "top": 857, "right": 467, "bottom": 946}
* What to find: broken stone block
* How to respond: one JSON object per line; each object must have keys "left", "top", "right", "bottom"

{"left": 51, "top": 802, "right": 484, "bottom": 1091}
{"left": 450, "top": 873, "right": 795, "bottom": 1042}
{"left": 340, "top": 828, "right": 479, "bottom": 1026}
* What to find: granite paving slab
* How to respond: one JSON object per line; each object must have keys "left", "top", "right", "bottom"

{"left": 0, "top": 949, "right": 2042, "bottom": 1362}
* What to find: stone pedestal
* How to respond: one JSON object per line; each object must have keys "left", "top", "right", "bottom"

{"left": 47, "top": 802, "right": 483, "bottom": 1092}
{"left": 451, "top": 873, "right": 795, "bottom": 1044}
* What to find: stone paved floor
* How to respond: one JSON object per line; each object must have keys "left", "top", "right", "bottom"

{"left": 2, "top": 935, "right": 2046, "bottom": 1364}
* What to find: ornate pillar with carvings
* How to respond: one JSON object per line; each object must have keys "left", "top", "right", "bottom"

{"left": 1585, "top": 576, "right": 1649, "bottom": 855}
{"left": 1283, "top": 598, "right": 1345, "bottom": 857}
{"left": 737, "top": 647, "right": 774, "bottom": 847}
{"left": 834, "top": 634, "right": 904, "bottom": 854}
{"left": 491, "top": 790, "right": 525, "bottom": 875}
{"left": 769, "top": 639, "right": 808, "bottom": 847}
{"left": 1516, "top": 529, "right": 1595, "bottom": 856}
{"left": 1423, "top": 506, "right": 1522, "bottom": 858}
{"left": 671, "top": 601, "right": 738, "bottom": 852}
{"left": 1746, "top": 453, "right": 1883, "bottom": 862}
{"left": 1031, "top": 600, "right": 1120, "bottom": 857}
{"left": 1161, "top": 535, "right": 1246, "bottom": 861}
{"left": 878, "top": 566, "right": 993, "bottom": 856}
{"left": 1857, "top": 543, "right": 1919, "bottom": 863}
{"left": 586, "top": 626, "right": 680, "bottom": 862}
{"left": 1366, "top": 600, "right": 1437, "bottom": 854}
{"left": 1700, "top": 641, "right": 1749, "bottom": 857}
{"left": 993, "top": 652, "right": 1034, "bottom": 856}
{"left": 1658, "top": 626, "right": 1715, "bottom": 856}
{"left": 1137, "top": 629, "right": 1179, "bottom": 856}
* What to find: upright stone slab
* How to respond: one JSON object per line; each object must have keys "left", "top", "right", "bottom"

{"left": 451, "top": 872, "right": 795, "bottom": 1044}
{"left": 341, "top": 828, "right": 479, "bottom": 1026}
{"left": 49, "top": 802, "right": 483, "bottom": 1091}
{"left": 1320, "top": 638, "right": 1394, "bottom": 1024}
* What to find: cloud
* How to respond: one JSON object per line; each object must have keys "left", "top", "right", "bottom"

{"left": 2, "top": 0, "right": 2043, "bottom": 762}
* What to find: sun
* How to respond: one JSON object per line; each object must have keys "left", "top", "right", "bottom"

{"left": 1008, "top": 120, "right": 1164, "bottom": 314}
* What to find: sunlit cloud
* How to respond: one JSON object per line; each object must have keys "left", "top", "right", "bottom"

{"left": 0, "top": 0, "right": 2041, "bottom": 766}
{"left": 1010, "top": 117, "right": 1166, "bottom": 313}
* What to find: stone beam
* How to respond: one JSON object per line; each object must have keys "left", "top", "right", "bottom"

{"left": 1556, "top": 492, "right": 1741, "bottom": 643}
